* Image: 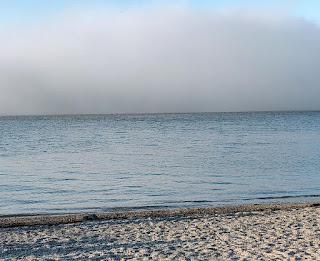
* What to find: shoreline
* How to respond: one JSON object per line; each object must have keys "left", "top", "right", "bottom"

{"left": 1, "top": 201, "right": 319, "bottom": 228}
{"left": 1, "top": 202, "right": 320, "bottom": 260}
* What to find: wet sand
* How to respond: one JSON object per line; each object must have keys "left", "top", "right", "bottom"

{"left": 1, "top": 202, "right": 320, "bottom": 260}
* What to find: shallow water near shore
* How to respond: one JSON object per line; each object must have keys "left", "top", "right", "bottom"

{"left": 1, "top": 111, "right": 320, "bottom": 215}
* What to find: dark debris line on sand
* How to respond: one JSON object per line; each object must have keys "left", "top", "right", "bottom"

{"left": 0, "top": 203, "right": 319, "bottom": 260}
{"left": 0, "top": 202, "right": 319, "bottom": 228}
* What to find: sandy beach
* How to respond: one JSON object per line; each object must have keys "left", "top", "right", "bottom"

{"left": 1, "top": 203, "right": 319, "bottom": 260}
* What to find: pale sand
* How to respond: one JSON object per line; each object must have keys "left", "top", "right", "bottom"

{"left": 0, "top": 203, "right": 319, "bottom": 260}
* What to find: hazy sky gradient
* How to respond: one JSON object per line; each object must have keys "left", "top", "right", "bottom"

{"left": 1, "top": 1, "right": 320, "bottom": 115}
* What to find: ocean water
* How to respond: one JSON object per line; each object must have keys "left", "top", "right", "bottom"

{"left": 0, "top": 112, "right": 320, "bottom": 215}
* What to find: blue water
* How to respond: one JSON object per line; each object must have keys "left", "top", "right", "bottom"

{"left": 0, "top": 112, "right": 320, "bottom": 215}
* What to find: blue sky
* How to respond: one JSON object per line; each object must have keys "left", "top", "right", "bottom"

{"left": 1, "top": 0, "right": 320, "bottom": 25}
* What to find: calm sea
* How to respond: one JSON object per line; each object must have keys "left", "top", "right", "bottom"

{"left": 0, "top": 112, "right": 319, "bottom": 215}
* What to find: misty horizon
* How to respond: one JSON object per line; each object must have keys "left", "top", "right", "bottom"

{"left": 1, "top": 3, "right": 320, "bottom": 115}
{"left": 2, "top": 109, "right": 320, "bottom": 118}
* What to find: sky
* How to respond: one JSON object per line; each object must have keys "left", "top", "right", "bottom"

{"left": 1, "top": 0, "right": 320, "bottom": 115}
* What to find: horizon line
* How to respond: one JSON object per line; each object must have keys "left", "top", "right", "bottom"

{"left": 1, "top": 109, "right": 320, "bottom": 117}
